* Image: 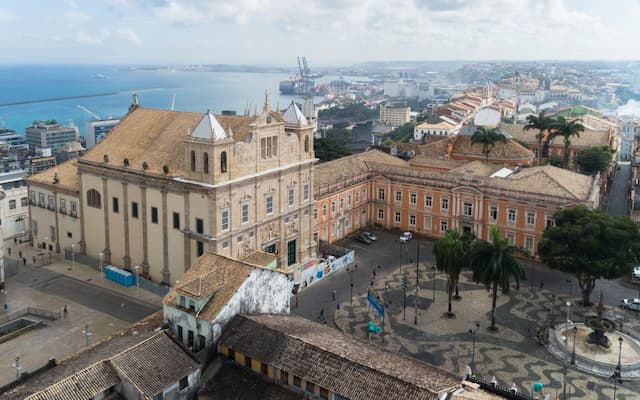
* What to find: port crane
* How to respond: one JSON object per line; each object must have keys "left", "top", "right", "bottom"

{"left": 77, "top": 105, "right": 102, "bottom": 121}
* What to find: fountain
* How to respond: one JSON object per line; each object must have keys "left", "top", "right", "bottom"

{"left": 584, "top": 292, "right": 616, "bottom": 348}
{"left": 545, "top": 291, "right": 640, "bottom": 380}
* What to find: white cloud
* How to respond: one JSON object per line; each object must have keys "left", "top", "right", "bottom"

{"left": 0, "top": 8, "right": 16, "bottom": 22}
{"left": 116, "top": 29, "right": 142, "bottom": 46}
{"left": 65, "top": 10, "right": 91, "bottom": 21}
{"left": 75, "top": 31, "right": 103, "bottom": 46}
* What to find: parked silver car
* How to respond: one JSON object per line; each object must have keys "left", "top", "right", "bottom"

{"left": 621, "top": 298, "right": 640, "bottom": 311}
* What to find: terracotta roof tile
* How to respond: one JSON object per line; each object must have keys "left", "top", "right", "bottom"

{"left": 110, "top": 331, "right": 199, "bottom": 399}
{"left": 221, "top": 315, "right": 460, "bottom": 400}
{"left": 314, "top": 150, "right": 406, "bottom": 189}
{"left": 501, "top": 124, "right": 610, "bottom": 148}
{"left": 26, "top": 159, "right": 79, "bottom": 193}
{"left": 163, "top": 252, "right": 253, "bottom": 320}
{"left": 25, "top": 361, "right": 119, "bottom": 400}
{"left": 451, "top": 135, "right": 534, "bottom": 161}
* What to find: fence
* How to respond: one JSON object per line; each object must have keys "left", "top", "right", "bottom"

{"left": 136, "top": 274, "right": 170, "bottom": 297}
{"left": 467, "top": 376, "right": 534, "bottom": 400}
{"left": 0, "top": 307, "right": 60, "bottom": 326}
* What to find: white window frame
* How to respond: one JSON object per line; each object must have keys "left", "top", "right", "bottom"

{"left": 266, "top": 196, "right": 273, "bottom": 215}
{"left": 507, "top": 209, "right": 517, "bottom": 225}
{"left": 303, "top": 183, "right": 309, "bottom": 201}
{"left": 394, "top": 212, "right": 401, "bottom": 224}
{"left": 377, "top": 209, "right": 384, "bottom": 220}
{"left": 288, "top": 189, "right": 295, "bottom": 207}
{"left": 409, "top": 214, "right": 416, "bottom": 226}
{"left": 425, "top": 195, "right": 433, "bottom": 208}
{"left": 526, "top": 211, "right": 536, "bottom": 227}
{"left": 525, "top": 236, "right": 535, "bottom": 252}
{"left": 463, "top": 202, "right": 473, "bottom": 217}
{"left": 441, "top": 198, "right": 449, "bottom": 211}
{"left": 377, "top": 188, "right": 385, "bottom": 201}
{"left": 489, "top": 205, "right": 498, "bottom": 220}
{"left": 395, "top": 191, "right": 402, "bottom": 202}
{"left": 440, "top": 220, "right": 448, "bottom": 232}
{"left": 424, "top": 216, "right": 432, "bottom": 230}
{"left": 409, "top": 192, "right": 417, "bottom": 206}
{"left": 242, "top": 204, "right": 249, "bottom": 224}
{"left": 221, "top": 209, "right": 230, "bottom": 231}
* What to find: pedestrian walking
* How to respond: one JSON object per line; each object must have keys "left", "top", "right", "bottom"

{"left": 63, "top": 304, "right": 68, "bottom": 318}
{"left": 332, "top": 289, "right": 336, "bottom": 301}
{"left": 319, "top": 309, "right": 324, "bottom": 321}
{"left": 540, "top": 280, "right": 544, "bottom": 290}
{"left": 22, "top": 258, "right": 26, "bottom": 266}
{"left": 373, "top": 269, "right": 376, "bottom": 277}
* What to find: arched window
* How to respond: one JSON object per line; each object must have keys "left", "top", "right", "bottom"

{"left": 190, "top": 151, "right": 196, "bottom": 172}
{"left": 203, "top": 152, "right": 209, "bottom": 174}
{"left": 304, "top": 136, "right": 309, "bottom": 153}
{"left": 87, "top": 189, "right": 101, "bottom": 209}
{"left": 220, "top": 151, "right": 227, "bottom": 173}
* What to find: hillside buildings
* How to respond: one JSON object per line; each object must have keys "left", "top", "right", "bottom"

{"left": 314, "top": 150, "right": 599, "bottom": 256}
{"left": 27, "top": 98, "right": 316, "bottom": 284}
{"left": 25, "top": 121, "right": 78, "bottom": 153}
{"left": 379, "top": 103, "right": 411, "bottom": 127}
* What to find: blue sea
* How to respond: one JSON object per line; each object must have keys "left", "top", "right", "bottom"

{"left": 0, "top": 65, "right": 336, "bottom": 136}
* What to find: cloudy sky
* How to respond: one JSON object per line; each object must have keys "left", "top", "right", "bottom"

{"left": 1, "top": 0, "right": 639, "bottom": 65}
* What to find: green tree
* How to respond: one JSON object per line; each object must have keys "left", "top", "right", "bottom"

{"left": 314, "top": 138, "right": 352, "bottom": 162}
{"left": 548, "top": 154, "right": 563, "bottom": 167}
{"left": 471, "top": 127, "right": 507, "bottom": 163}
{"left": 470, "top": 226, "right": 526, "bottom": 330}
{"left": 524, "top": 111, "right": 555, "bottom": 166}
{"left": 538, "top": 207, "right": 640, "bottom": 306}
{"left": 433, "top": 230, "right": 470, "bottom": 317}
{"left": 574, "top": 146, "right": 613, "bottom": 175}
{"left": 550, "top": 116, "right": 585, "bottom": 169}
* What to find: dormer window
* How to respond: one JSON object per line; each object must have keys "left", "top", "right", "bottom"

{"left": 179, "top": 295, "right": 186, "bottom": 307}
{"left": 188, "top": 299, "right": 196, "bottom": 311}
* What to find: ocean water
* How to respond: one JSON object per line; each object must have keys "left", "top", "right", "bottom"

{"left": 0, "top": 65, "right": 332, "bottom": 136}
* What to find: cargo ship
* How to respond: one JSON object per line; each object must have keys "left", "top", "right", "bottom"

{"left": 279, "top": 56, "right": 319, "bottom": 95}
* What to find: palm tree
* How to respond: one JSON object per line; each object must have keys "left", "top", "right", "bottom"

{"left": 524, "top": 111, "right": 555, "bottom": 166}
{"left": 550, "top": 116, "right": 585, "bottom": 169}
{"left": 434, "top": 230, "right": 469, "bottom": 317}
{"left": 470, "top": 226, "right": 526, "bottom": 331}
{"left": 471, "top": 127, "right": 507, "bottom": 163}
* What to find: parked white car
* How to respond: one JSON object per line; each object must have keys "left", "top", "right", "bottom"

{"left": 621, "top": 298, "right": 640, "bottom": 311}
{"left": 399, "top": 232, "right": 413, "bottom": 243}
{"left": 632, "top": 266, "right": 640, "bottom": 282}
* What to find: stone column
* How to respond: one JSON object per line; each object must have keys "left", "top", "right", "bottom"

{"left": 140, "top": 185, "right": 149, "bottom": 275}
{"left": 102, "top": 177, "right": 111, "bottom": 265}
{"left": 122, "top": 182, "right": 131, "bottom": 269}
{"left": 183, "top": 191, "right": 191, "bottom": 273}
{"left": 53, "top": 192, "right": 60, "bottom": 253}
{"left": 161, "top": 188, "right": 170, "bottom": 285}
{"left": 78, "top": 171, "right": 87, "bottom": 254}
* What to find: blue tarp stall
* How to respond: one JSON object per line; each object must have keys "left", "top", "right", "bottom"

{"left": 104, "top": 265, "right": 136, "bottom": 287}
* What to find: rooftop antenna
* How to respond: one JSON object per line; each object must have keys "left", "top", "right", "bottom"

{"left": 170, "top": 94, "right": 176, "bottom": 111}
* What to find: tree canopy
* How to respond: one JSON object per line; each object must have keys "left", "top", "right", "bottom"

{"left": 524, "top": 111, "right": 554, "bottom": 166}
{"left": 434, "top": 230, "right": 470, "bottom": 317}
{"left": 471, "top": 127, "right": 507, "bottom": 163}
{"left": 314, "top": 128, "right": 352, "bottom": 162}
{"left": 538, "top": 207, "right": 640, "bottom": 305}
{"left": 470, "top": 226, "right": 526, "bottom": 330}
{"left": 574, "top": 146, "right": 612, "bottom": 175}
{"left": 550, "top": 116, "right": 585, "bottom": 169}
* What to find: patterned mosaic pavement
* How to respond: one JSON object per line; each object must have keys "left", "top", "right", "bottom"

{"left": 335, "top": 268, "right": 640, "bottom": 399}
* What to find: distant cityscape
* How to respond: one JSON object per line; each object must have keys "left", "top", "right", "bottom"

{"left": 0, "top": 58, "right": 640, "bottom": 399}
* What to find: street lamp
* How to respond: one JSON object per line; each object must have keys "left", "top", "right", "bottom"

{"left": 431, "top": 265, "right": 436, "bottom": 303}
{"left": 71, "top": 244, "right": 76, "bottom": 272}
{"left": 562, "top": 301, "right": 571, "bottom": 400}
{"left": 613, "top": 336, "right": 623, "bottom": 399}
{"left": 346, "top": 264, "right": 357, "bottom": 304}
{"left": 571, "top": 326, "right": 578, "bottom": 365}
{"left": 469, "top": 322, "right": 480, "bottom": 372}
{"left": 82, "top": 324, "right": 92, "bottom": 347}
{"left": 12, "top": 356, "right": 21, "bottom": 380}
{"left": 565, "top": 279, "right": 572, "bottom": 300}
{"left": 99, "top": 252, "right": 104, "bottom": 279}
{"left": 134, "top": 265, "right": 140, "bottom": 297}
